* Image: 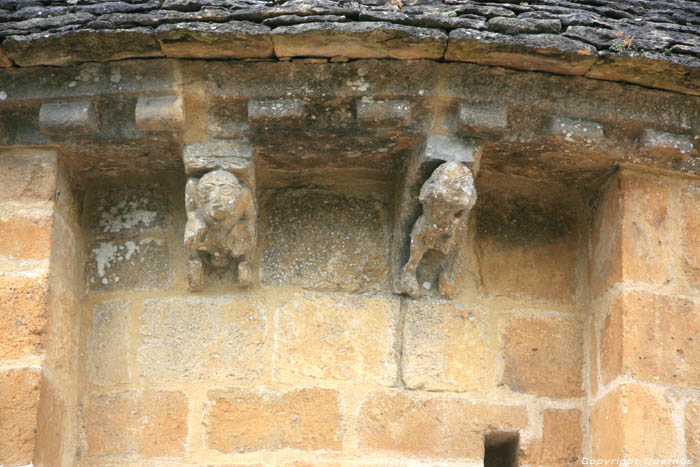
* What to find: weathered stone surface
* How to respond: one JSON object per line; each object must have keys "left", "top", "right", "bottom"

{"left": 446, "top": 29, "right": 597, "bottom": 75}
{"left": 521, "top": 409, "right": 582, "bottom": 466}
{"left": 0, "top": 213, "right": 52, "bottom": 261}
{"left": 34, "top": 374, "right": 67, "bottom": 467}
{"left": 682, "top": 183, "right": 700, "bottom": 289}
{"left": 586, "top": 52, "right": 700, "bottom": 96}
{"left": 0, "top": 151, "right": 56, "bottom": 203}
{"left": 0, "top": 273, "right": 47, "bottom": 359}
{"left": 642, "top": 128, "right": 694, "bottom": 155}
{"left": 139, "top": 296, "right": 265, "bottom": 382}
{"left": 89, "top": 299, "right": 130, "bottom": 386}
{"left": 356, "top": 99, "right": 410, "bottom": 129}
{"left": 458, "top": 103, "right": 508, "bottom": 134}
{"left": 39, "top": 100, "right": 96, "bottom": 138}
{"left": 248, "top": 98, "right": 304, "bottom": 123}
{"left": 592, "top": 385, "right": 677, "bottom": 458}
{"left": 275, "top": 291, "right": 399, "bottom": 385}
{"left": 135, "top": 95, "right": 184, "bottom": 132}
{"left": 602, "top": 290, "right": 700, "bottom": 387}
{"left": 358, "top": 391, "right": 527, "bottom": 459}
{"left": 423, "top": 134, "right": 479, "bottom": 167}
{"left": 205, "top": 388, "right": 342, "bottom": 453}
{"left": 85, "top": 238, "right": 169, "bottom": 292}
{"left": 86, "top": 390, "right": 188, "bottom": 458}
{"left": 157, "top": 21, "right": 273, "bottom": 59}
{"left": 261, "top": 189, "right": 390, "bottom": 292}
{"left": 687, "top": 399, "right": 700, "bottom": 463}
{"left": 547, "top": 116, "right": 604, "bottom": 143}
{"left": 1, "top": 28, "right": 163, "bottom": 67}
{"left": 88, "top": 183, "right": 168, "bottom": 238}
{"left": 0, "top": 368, "right": 40, "bottom": 466}
{"left": 272, "top": 22, "right": 447, "bottom": 60}
{"left": 183, "top": 139, "right": 253, "bottom": 180}
{"left": 402, "top": 300, "right": 486, "bottom": 392}
{"left": 502, "top": 314, "right": 583, "bottom": 398}
{"left": 487, "top": 17, "right": 561, "bottom": 35}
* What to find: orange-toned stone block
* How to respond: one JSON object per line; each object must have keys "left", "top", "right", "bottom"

{"left": 687, "top": 399, "right": 700, "bottom": 463}
{"left": 275, "top": 292, "right": 399, "bottom": 386}
{"left": 681, "top": 184, "right": 700, "bottom": 289}
{"left": 34, "top": 374, "right": 67, "bottom": 467}
{"left": 358, "top": 391, "right": 527, "bottom": 459}
{"left": 502, "top": 314, "right": 583, "bottom": 398}
{"left": 592, "top": 385, "right": 677, "bottom": 459}
{"left": 205, "top": 388, "right": 341, "bottom": 453}
{"left": 0, "top": 214, "right": 53, "bottom": 261}
{"left": 0, "top": 152, "right": 57, "bottom": 203}
{"left": 474, "top": 189, "right": 578, "bottom": 304}
{"left": 590, "top": 176, "right": 623, "bottom": 298}
{"left": 521, "top": 409, "right": 582, "bottom": 466}
{"left": 602, "top": 290, "right": 700, "bottom": 386}
{"left": 0, "top": 273, "right": 47, "bottom": 359}
{"left": 402, "top": 299, "right": 486, "bottom": 391}
{"left": 590, "top": 316, "right": 599, "bottom": 396}
{"left": 86, "top": 390, "right": 188, "bottom": 458}
{"left": 0, "top": 368, "right": 41, "bottom": 466}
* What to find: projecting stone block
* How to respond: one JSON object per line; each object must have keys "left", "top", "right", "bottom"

{"left": 89, "top": 300, "right": 130, "bottom": 386}
{"left": 356, "top": 99, "right": 411, "bottom": 129}
{"left": 182, "top": 139, "right": 253, "bottom": 181}
{"left": 458, "top": 103, "right": 508, "bottom": 133}
{"left": 139, "top": 296, "right": 265, "bottom": 382}
{"left": 642, "top": 129, "right": 693, "bottom": 154}
{"left": 85, "top": 238, "right": 169, "bottom": 292}
{"left": 548, "top": 116, "right": 604, "bottom": 143}
{"left": 248, "top": 98, "right": 304, "bottom": 124}
{"left": 135, "top": 95, "right": 184, "bottom": 132}
{"left": 274, "top": 292, "right": 399, "bottom": 385}
{"left": 39, "top": 100, "right": 96, "bottom": 137}
{"left": 423, "top": 134, "right": 479, "bottom": 167}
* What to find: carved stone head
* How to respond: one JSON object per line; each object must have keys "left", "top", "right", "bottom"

{"left": 194, "top": 169, "right": 244, "bottom": 225}
{"left": 419, "top": 161, "right": 476, "bottom": 217}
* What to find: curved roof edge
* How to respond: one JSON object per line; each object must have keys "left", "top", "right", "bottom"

{"left": 0, "top": 0, "right": 698, "bottom": 96}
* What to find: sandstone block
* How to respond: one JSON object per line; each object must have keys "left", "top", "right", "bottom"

{"left": 139, "top": 296, "right": 265, "bottom": 382}
{"left": 86, "top": 390, "right": 187, "bottom": 458}
{"left": 446, "top": 29, "right": 597, "bottom": 76}
{"left": 34, "top": 374, "right": 67, "bottom": 467}
{"left": 183, "top": 139, "right": 253, "bottom": 180}
{"left": 135, "top": 95, "right": 184, "bottom": 132}
{"left": 356, "top": 99, "right": 411, "bottom": 129}
{"left": 358, "top": 391, "right": 527, "bottom": 459}
{"left": 275, "top": 292, "right": 399, "bottom": 385}
{"left": 458, "top": 103, "right": 508, "bottom": 134}
{"left": 602, "top": 290, "right": 700, "bottom": 386}
{"left": 89, "top": 300, "right": 130, "bottom": 386}
{"left": 589, "top": 175, "right": 623, "bottom": 298}
{"left": 0, "top": 368, "right": 41, "bottom": 466}
{"left": 592, "top": 385, "right": 677, "bottom": 458}
{"left": 0, "top": 213, "right": 53, "bottom": 261}
{"left": 475, "top": 189, "right": 578, "bottom": 303}
{"left": 502, "top": 314, "right": 583, "bottom": 398}
{"left": 88, "top": 183, "right": 168, "bottom": 238}
{"left": 0, "top": 273, "right": 47, "bottom": 359}
{"left": 642, "top": 129, "right": 694, "bottom": 155}
{"left": 261, "top": 190, "right": 390, "bottom": 292}
{"left": 272, "top": 22, "right": 447, "bottom": 60}
{"left": 205, "top": 388, "right": 341, "bottom": 453}
{"left": 0, "top": 151, "right": 56, "bottom": 203}
{"left": 1, "top": 28, "right": 163, "bottom": 67}
{"left": 43, "top": 288, "right": 79, "bottom": 382}
{"left": 681, "top": 183, "right": 700, "bottom": 289}
{"left": 402, "top": 300, "right": 486, "bottom": 392}
{"left": 39, "top": 100, "right": 96, "bottom": 137}
{"left": 85, "top": 238, "right": 169, "bottom": 292}
{"left": 547, "top": 116, "right": 604, "bottom": 143}
{"left": 687, "top": 399, "right": 700, "bottom": 463}
{"left": 520, "top": 409, "right": 582, "bottom": 466}
{"left": 248, "top": 98, "right": 304, "bottom": 124}
{"left": 157, "top": 21, "right": 273, "bottom": 59}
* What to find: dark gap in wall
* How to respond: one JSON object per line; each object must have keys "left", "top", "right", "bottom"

{"left": 484, "top": 432, "right": 519, "bottom": 467}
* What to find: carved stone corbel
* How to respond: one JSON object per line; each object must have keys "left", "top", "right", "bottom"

{"left": 182, "top": 139, "right": 257, "bottom": 291}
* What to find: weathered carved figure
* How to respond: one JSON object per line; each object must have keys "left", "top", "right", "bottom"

{"left": 184, "top": 169, "right": 256, "bottom": 291}
{"left": 401, "top": 161, "right": 477, "bottom": 298}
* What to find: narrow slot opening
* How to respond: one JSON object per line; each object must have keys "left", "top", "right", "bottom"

{"left": 484, "top": 432, "right": 519, "bottom": 467}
